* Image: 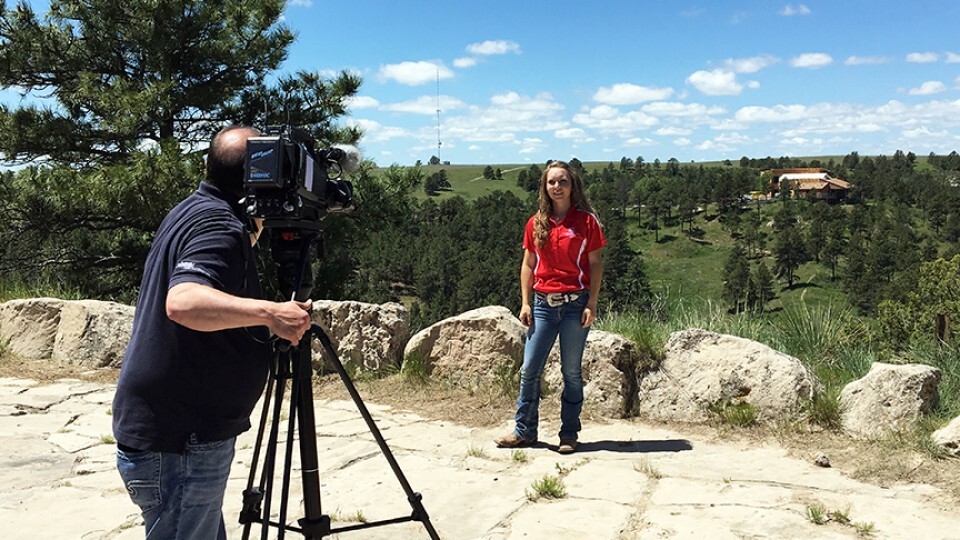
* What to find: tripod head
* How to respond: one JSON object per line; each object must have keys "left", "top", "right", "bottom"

{"left": 266, "top": 222, "right": 322, "bottom": 303}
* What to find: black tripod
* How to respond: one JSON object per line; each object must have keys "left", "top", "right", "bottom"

{"left": 239, "top": 225, "right": 440, "bottom": 539}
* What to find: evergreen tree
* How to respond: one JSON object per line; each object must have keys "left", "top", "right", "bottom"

{"left": 0, "top": 0, "right": 361, "bottom": 298}
{"left": 748, "top": 260, "right": 775, "bottom": 313}
{"left": 773, "top": 226, "right": 806, "bottom": 288}
{"left": 722, "top": 243, "right": 750, "bottom": 312}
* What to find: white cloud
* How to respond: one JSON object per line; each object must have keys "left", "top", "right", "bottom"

{"left": 946, "top": 52, "right": 960, "bottom": 63}
{"left": 572, "top": 107, "right": 658, "bottom": 134}
{"left": 687, "top": 69, "right": 743, "bottom": 96}
{"left": 642, "top": 102, "right": 725, "bottom": 117}
{"left": 453, "top": 57, "right": 477, "bottom": 68}
{"left": 790, "top": 53, "right": 833, "bottom": 68}
{"left": 347, "top": 119, "right": 409, "bottom": 143}
{"left": 623, "top": 137, "right": 656, "bottom": 147}
{"left": 345, "top": 96, "right": 380, "bottom": 109}
{"left": 381, "top": 95, "right": 466, "bottom": 114}
{"left": 845, "top": 55, "right": 891, "bottom": 66}
{"left": 909, "top": 81, "right": 947, "bottom": 96}
{"left": 735, "top": 104, "right": 808, "bottom": 122}
{"left": 467, "top": 144, "right": 481, "bottom": 150}
{"left": 378, "top": 61, "right": 454, "bottom": 86}
{"left": 780, "top": 4, "right": 811, "bottom": 16}
{"left": 724, "top": 55, "right": 778, "bottom": 74}
{"left": 906, "top": 52, "right": 939, "bottom": 63}
{"left": 902, "top": 126, "right": 950, "bottom": 139}
{"left": 289, "top": 0, "right": 312, "bottom": 6}
{"left": 747, "top": 80, "right": 760, "bottom": 89}
{"left": 441, "top": 92, "right": 567, "bottom": 145}
{"left": 466, "top": 40, "right": 521, "bottom": 56}
{"left": 656, "top": 127, "right": 692, "bottom": 136}
{"left": 674, "top": 138, "right": 691, "bottom": 146}
{"left": 555, "top": 127, "right": 588, "bottom": 140}
{"left": 593, "top": 83, "right": 673, "bottom": 105}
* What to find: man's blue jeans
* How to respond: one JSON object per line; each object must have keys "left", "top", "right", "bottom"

{"left": 514, "top": 293, "right": 590, "bottom": 442}
{"left": 116, "top": 435, "right": 236, "bottom": 539}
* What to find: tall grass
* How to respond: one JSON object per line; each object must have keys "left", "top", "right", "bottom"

{"left": 0, "top": 277, "right": 87, "bottom": 303}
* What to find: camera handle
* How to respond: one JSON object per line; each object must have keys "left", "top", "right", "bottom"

{"left": 239, "top": 227, "right": 440, "bottom": 540}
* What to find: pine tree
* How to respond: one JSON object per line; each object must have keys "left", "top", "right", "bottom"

{"left": 0, "top": 0, "right": 361, "bottom": 298}
{"left": 722, "top": 243, "right": 750, "bottom": 312}
{"left": 748, "top": 260, "right": 775, "bottom": 313}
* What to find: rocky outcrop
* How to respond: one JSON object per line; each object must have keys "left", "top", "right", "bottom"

{"left": 403, "top": 306, "right": 525, "bottom": 385}
{"left": 310, "top": 300, "right": 409, "bottom": 373}
{"left": 54, "top": 300, "right": 135, "bottom": 368}
{"left": 636, "top": 329, "right": 819, "bottom": 423}
{"left": 0, "top": 298, "right": 65, "bottom": 359}
{"left": 932, "top": 415, "right": 960, "bottom": 457}
{"left": 839, "top": 362, "right": 941, "bottom": 439}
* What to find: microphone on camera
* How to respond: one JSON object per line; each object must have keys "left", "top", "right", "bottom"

{"left": 329, "top": 144, "right": 362, "bottom": 174}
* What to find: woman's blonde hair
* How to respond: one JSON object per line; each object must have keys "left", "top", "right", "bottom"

{"left": 532, "top": 161, "right": 596, "bottom": 248}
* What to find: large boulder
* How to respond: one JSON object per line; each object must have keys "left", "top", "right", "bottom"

{"left": 0, "top": 298, "right": 65, "bottom": 359}
{"left": 53, "top": 300, "right": 135, "bottom": 368}
{"left": 840, "top": 362, "right": 941, "bottom": 439}
{"left": 403, "top": 306, "right": 524, "bottom": 385}
{"left": 542, "top": 330, "right": 643, "bottom": 418}
{"left": 636, "top": 329, "right": 819, "bottom": 423}
{"left": 310, "top": 300, "right": 409, "bottom": 373}
{"left": 932, "top": 415, "right": 960, "bottom": 457}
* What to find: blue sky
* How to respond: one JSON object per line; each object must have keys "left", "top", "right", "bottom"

{"left": 281, "top": 0, "right": 960, "bottom": 166}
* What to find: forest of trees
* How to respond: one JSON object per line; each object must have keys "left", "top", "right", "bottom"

{"left": 1, "top": 0, "right": 959, "bottom": 341}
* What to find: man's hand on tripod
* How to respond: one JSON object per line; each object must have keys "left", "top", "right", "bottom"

{"left": 266, "top": 299, "right": 313, "bottom": 344}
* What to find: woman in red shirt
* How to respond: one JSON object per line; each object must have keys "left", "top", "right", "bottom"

{"left": 496, "top": 161, "right": 606, "bottom": 454}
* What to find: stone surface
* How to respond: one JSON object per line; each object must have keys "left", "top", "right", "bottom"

{"left": 310, "top": 300, "right": 410, "bottom": 373}
{"left": 2, "top": 378, "right": 960, "bottom": 540}
{"left": 636, "top": 329, "right": 819, "bottom": 423}
{"left": 840, "top": 362, "right": 942, "bottom": 439}
{"left": 933, "top": 415, "right": 960, "bottom": 457}
{"left": 0, "top": 298, "right": 65, "bottom": 359}
{"left": 404, "top": 306, "right": 525, "bottom": 385}
{"left": 53, "top": 300, "right": 135, "bottom": 368}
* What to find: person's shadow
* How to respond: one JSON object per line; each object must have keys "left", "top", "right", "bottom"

{"left": 548, "top": 439, "right": 693, "bottom": 454}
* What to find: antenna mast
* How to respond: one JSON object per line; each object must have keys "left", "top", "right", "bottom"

{"left": 436, "top": 65, "right": 442, "bottom": 163}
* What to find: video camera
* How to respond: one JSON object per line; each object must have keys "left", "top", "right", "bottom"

{"left": 243, "top": 125, "right": 358, "bottom": 224}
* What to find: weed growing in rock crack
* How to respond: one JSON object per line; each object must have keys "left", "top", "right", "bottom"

{"left": 466, "top": 444, "right": 488, "bottom": 459}
{"left": 400, "top": 350, "right": 430, "bottom": 385}
{"left": 100, "top": 434, "right": 115, "bottom": 444}
{"left": 634, "top": 458, "right": 662, "bottom": 479}
{"left": 806, "top": 504, "right": 828, "bottom": 525}
{"left": 854, "top": 521, "right": 875, "bottom": 536}
{"left": 511, "top": 450, "right": 528, "bottom": 463}
{"left": 526, "top": 474, "right": 566, "bottom": 501}
{"left": 709, "top": 399, "right": 758, "bottom": 427}
{"left": 493, "top": 360, "right": 520, "bottom": 399}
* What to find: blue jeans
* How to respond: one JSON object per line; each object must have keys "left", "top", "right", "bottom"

{"left": 116, "top": 435, "right": 236, "bottom": 539}
{"left": 514, "top": 293, "right": 590, "bottom": 442}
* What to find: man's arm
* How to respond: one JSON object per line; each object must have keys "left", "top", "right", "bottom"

{"left": 166, "top": 282, "right": 312, "bottom": 343}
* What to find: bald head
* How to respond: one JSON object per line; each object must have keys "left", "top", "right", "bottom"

{"left": 206, "top": 126, "right": 260, "bottom": 194}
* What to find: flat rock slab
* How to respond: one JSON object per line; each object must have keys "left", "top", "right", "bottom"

{"left": 2, "top": 379, "right": 960, "bottom": 540}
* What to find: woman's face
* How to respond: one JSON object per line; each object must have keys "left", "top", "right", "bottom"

{"left": 544, "top": 168, "right": 572, "bottom": 204}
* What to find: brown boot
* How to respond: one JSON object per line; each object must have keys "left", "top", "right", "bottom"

{"left": 495, "top": 433, "right": 537, "bottom": 448}
{"left": 558, "top": 438, "right": 578, "bottom": 454}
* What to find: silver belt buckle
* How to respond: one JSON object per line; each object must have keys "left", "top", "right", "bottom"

{"left": 545, "top": 293, "right": 564, "bottom": 307}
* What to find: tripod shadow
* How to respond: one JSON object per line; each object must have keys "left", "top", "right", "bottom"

{"left": 549, "top": 439, "right": 693, "bottom": 454}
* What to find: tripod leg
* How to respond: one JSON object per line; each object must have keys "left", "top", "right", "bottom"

{"left": 311, "top": 324, "right": 442, "bottom": 540}
{"left": 293, "top": 341, "right": 331, "bottom": 539}
{"left": 241, "top": 350, "right": 280, "bottom": 540}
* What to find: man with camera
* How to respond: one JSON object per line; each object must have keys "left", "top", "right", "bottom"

{"left": 112, "top": 125, "right": 313, "bottom": 539}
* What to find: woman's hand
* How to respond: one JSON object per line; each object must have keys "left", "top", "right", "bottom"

{"left": 581, "top": 304, "right": 597, "bottom": 328}
{"left": 519, "top": 303, "right": 533, "bottom": 327}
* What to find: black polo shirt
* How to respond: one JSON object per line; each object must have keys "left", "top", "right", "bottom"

{"left": 112, "top": 181, "right": 270, "bottom": 453}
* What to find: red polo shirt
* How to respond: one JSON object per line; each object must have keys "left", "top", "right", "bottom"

{"left": 523, "top": 207, "right": 606, "bottom": 294}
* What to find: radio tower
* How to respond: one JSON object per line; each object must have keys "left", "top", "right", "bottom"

{"left": 436, "top": 65, "right": 442, "bottom": 164}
